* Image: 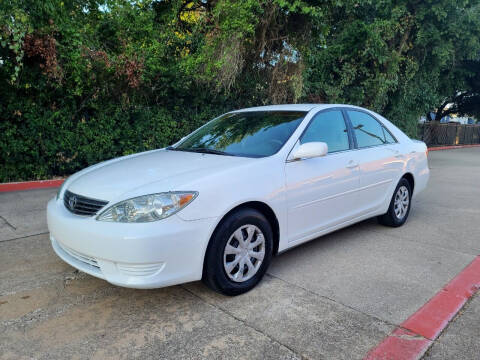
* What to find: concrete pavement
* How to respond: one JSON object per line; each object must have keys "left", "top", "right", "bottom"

{"left": 1, "top": 148, "right": 479, "bottom": 359}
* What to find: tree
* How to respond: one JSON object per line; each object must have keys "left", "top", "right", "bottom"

{"left": 1, "top": 0, "right": 480, "bottom": 181}
{"left": 428, "top": 60, "right": 480, "bottom": 122}
{"left": 303, "top": 0, "right": 480, "bottom": 135}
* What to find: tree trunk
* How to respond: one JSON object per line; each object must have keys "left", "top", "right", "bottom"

{"left": 434, "top": 100, "right": 449, "bottom": 122}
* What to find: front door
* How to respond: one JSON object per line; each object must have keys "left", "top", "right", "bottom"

{"left": 285, "top": 109, "right": 361, "bottom": 244}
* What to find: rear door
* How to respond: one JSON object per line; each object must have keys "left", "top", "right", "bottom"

{"left": 346, "top": 110, "right": 403, "bottom": 214}
{"left": 285, "top": 109, "right": 362, "bottom": 243}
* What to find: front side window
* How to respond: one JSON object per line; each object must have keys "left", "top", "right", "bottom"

{"left": 174, "top": 111, "right": 306, "bottom": 158}
{"left": 347, "top": 110, "right": 395, "bottom": 148}
{"left": 300, "top": 110, "right": 350, "bottom": 153}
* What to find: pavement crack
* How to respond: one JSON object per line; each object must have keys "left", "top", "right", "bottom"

{"left": 392, "top": 331, "right": 426, "bottom": 341}
{"left": 1, "top": 277, "right": 119, "bottom": 330}
{"left": 0, "top": 215, "right": 16, "bottom": 230}
{"left": 180, "top": 285, "right": 307, "bottom": 360}
{"left": 266, "top": 272, "right": 399, "bottom": 329}
{"left": 0, "top": 231, "right": 49, "bottom": 243}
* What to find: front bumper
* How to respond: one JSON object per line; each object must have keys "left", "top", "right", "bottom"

{"left": 47, "top": 198, "right": 218, "bottom": 289}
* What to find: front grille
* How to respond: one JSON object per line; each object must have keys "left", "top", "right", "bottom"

{"left": 64, "top": 190, "right": 108, "bottom": 216}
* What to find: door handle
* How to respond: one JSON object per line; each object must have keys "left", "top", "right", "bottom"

{"left": 393, "top": 150, "right": 403, "bottom": 158}
{"left": 346, "top": 161, "right": 359, "bottom": 169}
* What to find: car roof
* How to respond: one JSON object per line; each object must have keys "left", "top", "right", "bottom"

{"left": 232, "top": 104, "right": 358, "bottom": 113}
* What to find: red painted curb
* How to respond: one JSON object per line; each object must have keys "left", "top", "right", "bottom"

{"left": 0, "top": 179, "right": 64, "bottom": 192}
{"left": 364, "top": 328, "right": 432, "bottom": 360}
{"left": 364, "top": 256, "right": 480, "bottom": 360}
{"left": 428, "top": 144, "right": 480, "bottom": 151}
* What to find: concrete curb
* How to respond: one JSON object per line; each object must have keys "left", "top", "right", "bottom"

{"left": 0, "top": 179, "right": 64, "bottom": 192}
{"left": 364, "top": 256, "right": 480, "bottom": 360}
{"left": 428, "top": 144, "right": 480, "bottom": 151}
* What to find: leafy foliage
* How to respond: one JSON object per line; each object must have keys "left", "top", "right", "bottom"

{"left": 304, "top": 0, "right": 480, "bottom": 135}
{"left": 1, "top": 0, "right": 479, "bottom": 181}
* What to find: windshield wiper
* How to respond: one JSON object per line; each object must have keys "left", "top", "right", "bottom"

{"left": 185, "top": 148, "right": 232, "bottom": 156}
{"left": 167, "top": 146, "right": 232, "bottom": 156}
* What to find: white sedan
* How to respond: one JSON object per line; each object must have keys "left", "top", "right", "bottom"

{"left": 47, "top": 104, "right": 429, "bottom": 295}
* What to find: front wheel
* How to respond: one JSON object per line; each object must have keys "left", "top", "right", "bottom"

{"left": 202, "top": 208, "right": 273, "bottom": 296}
{"left": 378, "top": 178, "right": 412, "bottom": 227}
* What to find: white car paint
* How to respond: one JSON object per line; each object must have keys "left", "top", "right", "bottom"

{"left": 47, "top": 104, "right": 429, "bottom": 289}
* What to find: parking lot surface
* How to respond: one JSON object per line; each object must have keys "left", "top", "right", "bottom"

{"left": 1, "top": 148, "right": 479, "bottom": 359}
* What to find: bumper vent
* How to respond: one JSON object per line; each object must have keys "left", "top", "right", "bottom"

{"left": 117, "top": 263, "right": 165, "bottom": 277}
{"left": 59, "top": 241, "right": 100, "bottom": 269}
{"left": 64, "top": 190, "right": 108, "bottom": 216}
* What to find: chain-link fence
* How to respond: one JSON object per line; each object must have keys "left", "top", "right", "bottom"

{"left": 419, "top": 123, "right": 480, "bottom": 147}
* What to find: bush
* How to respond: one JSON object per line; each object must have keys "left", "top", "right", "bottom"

{"left": 0, "top": 101, "right": 227, "bottom": 182}
{"left": 2, "top": 0, "right": 478, "bottom": 182}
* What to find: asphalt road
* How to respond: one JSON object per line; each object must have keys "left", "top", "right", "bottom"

{"left": 1, "top": 148, "right": 479, "bottom": 359}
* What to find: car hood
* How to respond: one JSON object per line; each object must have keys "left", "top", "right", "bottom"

{"left": 67, "top": 149, "right": 252, "bottom": 201}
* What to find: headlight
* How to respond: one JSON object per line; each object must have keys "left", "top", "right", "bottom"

{"left": 56, "top": 178, "right": 68, "bottom": 200}
{"left": 96, "top": 192, "right": 198, "bottom": 223}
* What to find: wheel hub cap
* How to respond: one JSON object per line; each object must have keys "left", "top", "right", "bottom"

{"left": 394, "top": 185, "right": 409, "bottom": 220}
{"left": 223, "top": 224, "right": 265, "bottom": 283}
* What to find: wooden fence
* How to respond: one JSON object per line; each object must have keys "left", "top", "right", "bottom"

{"left": 418, "top": 123, "right": 480, "bottom": 146}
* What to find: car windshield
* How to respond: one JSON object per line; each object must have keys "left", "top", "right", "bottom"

{"left": 172, "top": 111, "right": 306, "bottom": 158}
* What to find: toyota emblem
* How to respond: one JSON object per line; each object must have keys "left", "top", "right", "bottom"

{"left": 69, "top": 195, "right": 77, "bottom": 209}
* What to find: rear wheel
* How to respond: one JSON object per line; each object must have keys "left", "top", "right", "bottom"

{"left": 203, "top": 208, "right": 273, "bottom": 296}
{"left": 378, "top": 178, "right": 412, "bottom": 227}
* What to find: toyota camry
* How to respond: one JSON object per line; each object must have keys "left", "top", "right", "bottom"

{"left": 47, "top": 104, "right": 430, "bottom": 295}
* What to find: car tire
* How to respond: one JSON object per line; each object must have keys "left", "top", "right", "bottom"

{"left": 202, "top": 208, "right": 273, "bottom": 296}
{"left": 378, "top": 178, "right": 412, "bottom": 227}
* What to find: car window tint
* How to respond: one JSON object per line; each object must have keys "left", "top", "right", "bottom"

{"left": 300, "top": 110, "right": 350, "bottom": 153}
{"left": 348, "top": 110, "right": 388, "bottom": 148}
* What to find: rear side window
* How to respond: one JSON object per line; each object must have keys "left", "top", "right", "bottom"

{"left": 347, "top": 110, "right": 395, "bottom": 148}
{"left": 300, "top": 110, "right": 350, "bottom": 153}
{"left": 383, "top": 127, "right": 396, "bottom": 143}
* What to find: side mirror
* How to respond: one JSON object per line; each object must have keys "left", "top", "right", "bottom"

{"left": 292, "top": 142, "right": 328, "bottom": 160}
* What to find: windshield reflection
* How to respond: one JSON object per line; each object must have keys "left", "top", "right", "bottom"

{"left": 174, "top": 111, "right": 307, "bottom": 158}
